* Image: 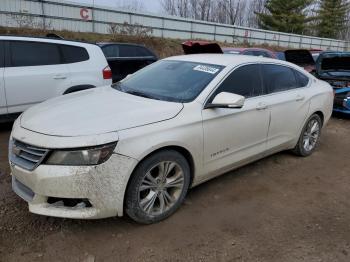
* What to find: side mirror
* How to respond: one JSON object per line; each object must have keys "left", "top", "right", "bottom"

{"left": 205, "top": 92, "right": 245, "bottom": 109}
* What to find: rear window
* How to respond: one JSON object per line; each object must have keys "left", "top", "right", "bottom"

{"left": 60, "top": 45, "right": 89, "bottom": 63}
{"left": 10, "top": 41, "right": 61, "bottom": 67}
{"left": 0, "top": 42, "right": 4, "bottom": 68}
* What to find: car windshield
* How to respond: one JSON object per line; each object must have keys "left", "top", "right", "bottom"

{"left": 112, "top": 60, "right": 224, "bottom": 103}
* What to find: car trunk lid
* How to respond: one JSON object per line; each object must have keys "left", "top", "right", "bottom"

{"left": 284, "top": 49, "right": 315, "bottom": 72}
{"left": 182, "top": 41, "right": 223, "bottom": 54}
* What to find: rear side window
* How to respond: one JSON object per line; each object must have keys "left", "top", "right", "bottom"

{"left": 211, "top": 64, "right": 263, "bottom": 99}
{"left": 0, "top": 41, "right": 4, "bottom": 68}
{"left": 60, "top": 45, "right": 89, "bottom": 63}
{"left": 102, "top": 45, "right": 119, "bottom": 57}
{"left": 134, "top": 46, "right": 153, "bottom": 56}
{"left": 294, "top": 70, "right": 309, "bottom": 87}
{"left": 10, "top": 41, "right": 61, "bottom": 67}
{"left": 262, "top": 64, "right": 298, "bottom": 93}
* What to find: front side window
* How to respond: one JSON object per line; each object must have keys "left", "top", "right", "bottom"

{"left": 211, "top": 64, "right": 263, "bottom": 100}
{"left": 10, "top": 41, "right": 61, "bottom": 67}
{"left": 113, "top": 60, "right": 224, "bottom": 102}
{"left": 262, "top": 64, "right": 298, "bottom": 93}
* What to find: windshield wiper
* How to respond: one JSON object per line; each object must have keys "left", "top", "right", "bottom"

{"left": 112, "top": 82, "right": 160, "bottom": 100}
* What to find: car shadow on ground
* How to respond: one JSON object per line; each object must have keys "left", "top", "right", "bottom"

{"left": 0, "top": 122, "right": 13, "bottom": 132}
{"left": 332, "top": 112, "right": 350, "bottom": 120}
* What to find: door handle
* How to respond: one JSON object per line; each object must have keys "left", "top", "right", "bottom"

{"left": 256, "top": 103, "right": 268, "bottom": 110}
{"left": 53, "top": 74, "right": 67, "bottom": 80}
{"left": 296, "top": 94, "right": 305, "bottom": 101}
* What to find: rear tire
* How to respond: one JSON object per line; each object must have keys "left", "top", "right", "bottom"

{"left": 293, "top": 114, "right": 322, "bottom": 157}
{"left": 125, "top": 150, "right": 190, "bottom": 224}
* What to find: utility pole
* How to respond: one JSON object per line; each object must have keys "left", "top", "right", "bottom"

{"left": 41, "top": 0, "right": 46, "bottom": 30}
{"left": 92, "top": 0, "right": 95, "bottom": 33}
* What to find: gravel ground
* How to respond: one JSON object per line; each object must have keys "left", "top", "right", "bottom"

{"left": 0, "top": 116, "right": 349, "bottom": 262}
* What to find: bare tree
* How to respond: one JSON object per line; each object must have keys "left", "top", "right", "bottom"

{"left": 161, "top": 0, "right": 250, "bottom": 25}
{"left": 117, "top": 0, "right": 144, "bottom": 11}
{"left": 246, "top": 0, "right": 267, "bottom": 28}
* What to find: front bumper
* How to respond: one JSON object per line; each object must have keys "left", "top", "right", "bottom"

{"left": 11, "top": 153, "right": 138, "bottom": 219}
{"left": 333, "top": 88, "right": 350, "bottom": 114}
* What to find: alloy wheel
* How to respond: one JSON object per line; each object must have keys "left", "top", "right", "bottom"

{"left": 138, "top": 161, "right": 185, "bottom": 216}
{"left": 303, "top": 119, "right": 320, "bottom": 152}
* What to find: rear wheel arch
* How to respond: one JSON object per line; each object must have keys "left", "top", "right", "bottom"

{"left": 63, "top": 85, "right": 96, "bottom": 95}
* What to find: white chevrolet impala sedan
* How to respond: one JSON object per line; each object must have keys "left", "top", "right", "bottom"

{"left": 9, "top": 54, "right": 333, "bottom": 224}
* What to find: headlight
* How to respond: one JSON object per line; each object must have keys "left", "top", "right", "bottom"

{"left": 345, "top": 92, "right": 350, "bottom": 109}
{"left": 45, "top": 142, "right": 117, "bottom": 166}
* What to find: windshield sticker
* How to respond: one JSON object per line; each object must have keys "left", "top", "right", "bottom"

{"left": 193, "top": 65, "right": 220, "bottom": 74}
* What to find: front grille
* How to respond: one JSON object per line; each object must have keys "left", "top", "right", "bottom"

{"left": 10, "top": 139, "right": 49, "bottom": 171}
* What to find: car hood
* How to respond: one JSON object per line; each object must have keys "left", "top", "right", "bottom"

{"left": 20, "top": 86, "right": 183, "bottom": 137}
{"left": 316, "top": 52, "right": 350, "bottom": 80}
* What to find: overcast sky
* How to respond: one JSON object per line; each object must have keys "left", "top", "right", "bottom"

{"left": 68, "top": 0, "right": 162, "bottom": 13}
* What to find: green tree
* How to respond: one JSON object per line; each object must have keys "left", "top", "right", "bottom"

{"left": 316, "top": 0, "right": 349, "bottom": 38}
{"left": 257, "top": 0, "right": 314, "bottom": 34}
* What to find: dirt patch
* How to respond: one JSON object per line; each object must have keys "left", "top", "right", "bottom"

{"left": 0, "top": 116, "right": 350, "bottom": 262}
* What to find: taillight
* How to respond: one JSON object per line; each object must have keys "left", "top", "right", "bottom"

{"left": 103, "top": 66, "right": 112, "bottom": 80}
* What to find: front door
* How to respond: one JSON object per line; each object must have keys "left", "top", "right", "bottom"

{"left": 202, "top": 64, "right": 270, "bottom": 178}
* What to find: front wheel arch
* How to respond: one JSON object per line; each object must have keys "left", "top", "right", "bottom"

{"left": 124, "top": 149, "right": 191, "bottom": 223}
{"left": 123, "top": 146, "right": 195, "bottom": 205}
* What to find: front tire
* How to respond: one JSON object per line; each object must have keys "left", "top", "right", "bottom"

{"left": 293, "top": 114, "right": 322, "bottom": 157}
{"left": 125, "top": 150, "right": 190, "bottom": 224}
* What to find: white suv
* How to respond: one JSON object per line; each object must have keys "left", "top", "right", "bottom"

{"left": 0, "top": 36, "right": 112, "bottom": 122}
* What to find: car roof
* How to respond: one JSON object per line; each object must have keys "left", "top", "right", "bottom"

{"left": 165, "top": 54, "right": 294, "bottom": 67}
{"left": 0, "top": 35, "right": 97, "bottom": 47}
{"left": 97, "top": 42, "right": 147, "bottom": 47}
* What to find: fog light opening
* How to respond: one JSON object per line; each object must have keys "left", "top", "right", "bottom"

{"left": 47, "top": 197, "right": 92, "bottom": 208}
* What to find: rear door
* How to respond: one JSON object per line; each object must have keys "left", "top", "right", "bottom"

{"left": 261, "top": 64, "right": 311, "bottom": 150}
{"left": 0, "top": 41, "right": 6, "bottom": 116}
{"left": 4, "top": 40, "right": 70, "bottom": 114}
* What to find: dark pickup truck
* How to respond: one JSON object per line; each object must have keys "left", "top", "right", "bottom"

{"left": 97, "top": 43, "right": 158, "bottom": 82}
